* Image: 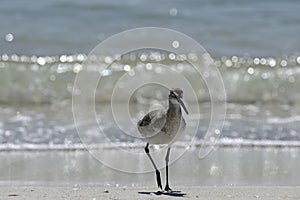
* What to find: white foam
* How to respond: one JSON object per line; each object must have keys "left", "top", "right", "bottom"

{"left": 1, "top": 138, "right": 300, "bottom": 152}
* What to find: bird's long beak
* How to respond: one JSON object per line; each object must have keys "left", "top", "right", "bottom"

{"left": 177, "top": 97, "right": 189, "bottom": 115}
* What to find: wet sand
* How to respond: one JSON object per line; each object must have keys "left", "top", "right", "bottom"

{"left": 2, "top": 147, "right": 300, "bottom": 186}
{"left": 1, "top": 186, "right": 300, "bottom": 200}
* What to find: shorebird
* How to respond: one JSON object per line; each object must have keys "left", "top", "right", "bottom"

{"left": 137, "top": 88, "right": 188, "bottom": 192}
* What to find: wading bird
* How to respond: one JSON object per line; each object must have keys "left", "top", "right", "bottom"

{"left": 137, "top": 88, "right": 188, "bottom": 192}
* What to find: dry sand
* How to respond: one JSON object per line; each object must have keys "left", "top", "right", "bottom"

{"left": 0, "top": 186, "right": 300, "bottom": 200}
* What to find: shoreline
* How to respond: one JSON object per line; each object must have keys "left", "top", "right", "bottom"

{"left": 2, "top": 147, "right": 300, "bottom": 187}
{"left": 2, "top": 139, "right": 300, "bottom": 152}
{"left": 1, "top": 186, "right": 300, "bottom": 200}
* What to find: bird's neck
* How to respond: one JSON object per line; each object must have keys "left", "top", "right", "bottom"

{"left": 167, "top": 98, "right": 181, "bottom": 117}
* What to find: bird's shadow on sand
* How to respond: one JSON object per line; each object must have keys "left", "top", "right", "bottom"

{"left": 138, "top": 190, "right": 186, "bottom": 197}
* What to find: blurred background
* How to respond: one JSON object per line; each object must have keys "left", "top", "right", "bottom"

{"left": 1, "top": 0, "right": 300, "bottom": 187}
{"left": 1, "top": 0, "right": 299, "bottom": 56}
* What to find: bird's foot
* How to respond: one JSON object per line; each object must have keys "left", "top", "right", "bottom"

{"left": 164, "top": 185, "right": 172, "bottom": 193}
{"left": 155, "top": 170, "right": 162, "bottom": 190}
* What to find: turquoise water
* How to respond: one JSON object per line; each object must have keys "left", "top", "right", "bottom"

{"left": 1, "top": 0, "right": 300, "bottom": 56}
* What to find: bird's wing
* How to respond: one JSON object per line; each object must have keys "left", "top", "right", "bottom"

{"left": 137, "top": 109, "right": 167, "bottom": 131}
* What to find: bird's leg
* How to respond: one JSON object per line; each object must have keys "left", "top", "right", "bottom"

{"left": 164, "top": 147, "right": 172, "bottom": 192}
{"left": 145, "top": 143, "right": 162, "bottom": 190}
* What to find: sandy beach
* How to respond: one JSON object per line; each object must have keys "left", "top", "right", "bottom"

{"left": 1, "top": 186, "right": 300, "bottom": 200}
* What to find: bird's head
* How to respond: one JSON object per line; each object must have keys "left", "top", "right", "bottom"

{"left": 169, "top": 88, "right": 189, "bottom": 114}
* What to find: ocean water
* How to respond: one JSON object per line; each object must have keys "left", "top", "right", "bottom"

{"left": 1, "top": 0, "right": 300, "bottom": 56}
{"left": 1, "top": 0, "right": 300, "bottom": 186}
{"left": 1, "top": 53, "right": 300, "bottom": 186}
{"left": 1, "top": 53, "right": 300, "bottom": 148}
